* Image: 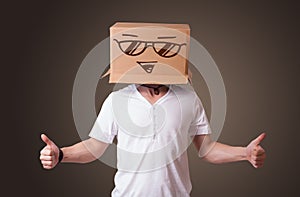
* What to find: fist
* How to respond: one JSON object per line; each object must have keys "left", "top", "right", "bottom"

{"left": 246, "top": 133, "right": 266, "bottom": 168}
{"left": 39, "top": 134, "right": 60, "bottom": 169}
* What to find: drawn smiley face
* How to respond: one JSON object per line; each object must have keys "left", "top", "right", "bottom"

{"left": 110, "top": 23, "right": 190, "bottom": 84}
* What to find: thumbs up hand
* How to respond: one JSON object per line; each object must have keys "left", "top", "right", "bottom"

{"left": 40, "top": 134, "right": 60, "bottom": 169}
{"left": 246, "top": 133, "right": 266, "bottom": 168}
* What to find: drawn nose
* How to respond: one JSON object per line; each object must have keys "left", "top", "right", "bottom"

{"left": 137, "top": 61, "right": 158, "bottom": 73}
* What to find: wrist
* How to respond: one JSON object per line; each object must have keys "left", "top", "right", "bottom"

{"left": 244, "top": 146, "right": 252, "bottom": 162}
{"left": 242, "top": 146, "right": 248, "bottom": 161}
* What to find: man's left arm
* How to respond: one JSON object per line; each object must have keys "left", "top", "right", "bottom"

{"left": 193, "top": 133, "right": 266, "bottom": 168}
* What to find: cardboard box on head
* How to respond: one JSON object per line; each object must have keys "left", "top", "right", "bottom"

{"left": 106, "top": 22, "right": 190, "bottom": 84}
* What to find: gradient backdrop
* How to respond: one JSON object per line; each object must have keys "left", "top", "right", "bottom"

{"left": 3, "top": 0, "right": 299, "bottom": 196}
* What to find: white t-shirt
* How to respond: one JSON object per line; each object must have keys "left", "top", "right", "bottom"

{"left": 89, "top": 84, "right": 211, "bottom": 197}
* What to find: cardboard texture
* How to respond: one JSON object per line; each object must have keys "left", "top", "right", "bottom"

{"left": 108, "top": 22, "right": 190, "bottom": 84}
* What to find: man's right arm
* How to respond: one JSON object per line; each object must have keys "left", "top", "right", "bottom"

{"left": 40, "top": 134, "right": 109, "bottom": 169}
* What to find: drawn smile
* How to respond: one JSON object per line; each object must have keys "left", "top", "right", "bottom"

{"left": 137, "top": 61, "right": 158, "bottom": 73}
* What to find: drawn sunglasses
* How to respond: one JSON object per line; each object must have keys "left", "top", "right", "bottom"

{"left": 113, "top": 39, "right": 186, "bottom": 58}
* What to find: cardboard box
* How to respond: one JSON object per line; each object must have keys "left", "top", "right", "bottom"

{"left": 108, "top": 22, "right": 190, "bottom": 84}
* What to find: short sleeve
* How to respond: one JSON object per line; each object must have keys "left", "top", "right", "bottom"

{"left": 89, "top": 94, "right": 118, "bottom": 144}
{"left": 189, "top": 94, "right": 212, "bottom": 136}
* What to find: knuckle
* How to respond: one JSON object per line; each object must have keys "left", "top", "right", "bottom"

{"left": 42, "top": 149, "right": 49, "bottom": 155}
{"left": 42, "top": 160, "right": 50, "bottom": 165}
{"left": 40, "top": 148, "right": 46, "bottom": 155}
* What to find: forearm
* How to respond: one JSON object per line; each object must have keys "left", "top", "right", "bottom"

{"left": 202, "top": 142, "right": 247, "bottom": 164}
{"left": 61, "top": 138, "right": 108, "bottom": 164}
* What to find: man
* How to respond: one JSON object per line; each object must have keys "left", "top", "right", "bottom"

{"left": 40, "top": 83, "right": 266, "bottom": 196}
{"left": 40, "top": 22, "right": 266, "bottom": 196}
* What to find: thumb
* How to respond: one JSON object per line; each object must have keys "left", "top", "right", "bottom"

{"left": 41, "top": 134, "right": 54, "bottom": 147}
{"left": 251, "top": 132, "right": 266, "bottom": 146}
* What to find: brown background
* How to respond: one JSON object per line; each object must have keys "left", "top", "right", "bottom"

{"left": 2, "top": 0, "right": 299, "bottom": 196}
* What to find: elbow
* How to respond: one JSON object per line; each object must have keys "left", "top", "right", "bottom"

{"left": 201, "top": 155, "right": 216, "bottom": 164}
{"left": 201, "top": 153, "right": 223, "bottom": 164}
{"left": 77, "top": 154, "right": 98, "bottom": 164}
